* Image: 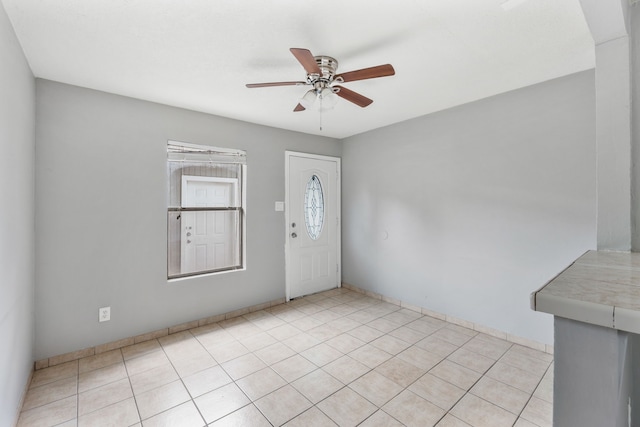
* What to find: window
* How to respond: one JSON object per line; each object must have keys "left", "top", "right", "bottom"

{"left": 304, "top": 174, "right": 325, "bottom": 240}
{"left": 167, "top": 141, "right": 246, "bottom": 279}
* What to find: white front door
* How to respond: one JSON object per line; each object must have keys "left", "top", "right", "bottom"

{"left": 181, "top": 176, "right": 238, "bottom": 274}
{"left": 286, "top": 152, "right": 341, "bottom": 300}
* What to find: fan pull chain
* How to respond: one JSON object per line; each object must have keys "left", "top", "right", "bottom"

{"left": 319, "top": 94, "right": 323, "bottom": 131}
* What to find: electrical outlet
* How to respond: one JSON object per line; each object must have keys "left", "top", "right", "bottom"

{"left": 99, "top": 306, "right": 111, "bottom": 322}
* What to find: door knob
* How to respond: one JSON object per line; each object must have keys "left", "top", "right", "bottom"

{"left": 291, "top": 232, "right": 297, "bottom": 238}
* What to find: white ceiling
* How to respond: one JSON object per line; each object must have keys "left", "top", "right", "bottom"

{"left": 2, "top": 0, "right": 594, "bottom": 139}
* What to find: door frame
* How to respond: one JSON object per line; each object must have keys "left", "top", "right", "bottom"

{"left": 285, "top": 151, "right": 341, "bottom": 301}
{"left": 180, "top": 175, "right": 239, "bottom": 207}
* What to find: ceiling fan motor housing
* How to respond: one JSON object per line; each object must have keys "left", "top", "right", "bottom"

{"left": 308, "top": 56, "right": 340, "bottom": 91}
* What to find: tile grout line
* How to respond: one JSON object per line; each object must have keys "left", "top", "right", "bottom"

{"left": 278, "top": 295, "right": 455, "bottom": 425}
{"left": 182, "top": 329, "right": 213, "bottom": 426}
{"left": 235, "top": 312, "right": 325, "bottom": 426}
{"left": 258, "top": 298, "right": 443, "bottom": 425}
{"left": 77, "top": 350, "right": 138, "bottom": 424}
{"left": 511, "top": 361, "right": 553, "bottom": 427}
{"left": 121, "top": 346, "right": 144, "bottom": 426}
{"left": 75, "top": 362, "right": 79, "bottom": 425}
{"left": 34, "top": 286, "right": 552, "bottom": 372}
{"left": 212, "top": 298, "right": 371, "bottom": 425}
{"left": 424, "top": 344, "right": 507, "bottom": 427}
{"left": 187, "top": 322, "right": 288, "bottom": 426}
{"left": 161, "top": 333, "right": 204, "bottom": 424}
{"left": 197, "top": 325, "right": 265, "bottom": 425}
{"left": 19, "top": 289, "right": 553, "bottom": 426}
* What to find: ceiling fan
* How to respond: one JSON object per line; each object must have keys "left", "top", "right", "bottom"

{"left": 246, "top": 48, "right": 395, "bottom": 112}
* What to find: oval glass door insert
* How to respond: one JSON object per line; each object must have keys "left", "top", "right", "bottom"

{"left": 304, "top": 175, "right": 325, "bottom": 240}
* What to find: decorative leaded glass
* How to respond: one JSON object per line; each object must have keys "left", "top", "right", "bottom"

{"left": 304, "top": 175, "right": 325, "bottom": 240}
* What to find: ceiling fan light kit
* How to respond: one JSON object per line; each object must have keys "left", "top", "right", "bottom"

{"left": 318, "top": 88, "right": 339, "bottom": 112}
{"left": 299, "top": 87, "right": 339, "bottom": 111}
{"left": 246, "top": 48, "right": 395, "bottom": 113}
{"left": 299, "top": 89, "right": 318, "bottom": 109}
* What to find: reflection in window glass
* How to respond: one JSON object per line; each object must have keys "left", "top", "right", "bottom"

{"left": 167, "top": 141, "right": 246, "bottom": 279}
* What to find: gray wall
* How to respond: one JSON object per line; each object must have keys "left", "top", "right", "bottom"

{"left": 630, "top": 6, "right": 640, "bottom": 425}
{"left": 0, "top": 2, "right": 35, "bottom": 425}
{"left": 35, "top": 80, "right": 341, "bottom": 359}
{"left": 341, "top": 70, "right": 596, "bottom": 345}
{"left": 632, "top": 4, "right": 640, "bottom": 251}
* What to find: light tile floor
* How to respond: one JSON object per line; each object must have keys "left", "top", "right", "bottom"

{"left": 18, "top": 288, "right": 553, "bottom": 427}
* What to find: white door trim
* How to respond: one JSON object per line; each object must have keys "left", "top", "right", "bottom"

{"left": 285, "top": 151, "right": 341, "bottom": 301}
{"left": 180, "top": 175, "right": 239, "bottom": 207}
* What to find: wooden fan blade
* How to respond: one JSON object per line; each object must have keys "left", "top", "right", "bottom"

{"left": 293, "top": 103, "right": 305, "bottom": 112}
{"left": 246, "top": 81, "right": 305, "bottom": 88}
{"left": 290, "top": 48, "right": 321, "bottom": 75}
{"left": 335, "top": 64, "right": 395, "bottom": 83}
{"left": 334, "top": 86, "right": 373, "bottom": 108}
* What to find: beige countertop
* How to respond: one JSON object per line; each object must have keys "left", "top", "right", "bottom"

{"left": 531, "top": 250, "right": 640, "bottom": 334}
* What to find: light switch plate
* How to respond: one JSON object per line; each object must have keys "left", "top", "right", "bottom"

{"left": 275, "top": 201, "right": 284, "bottom": 211}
